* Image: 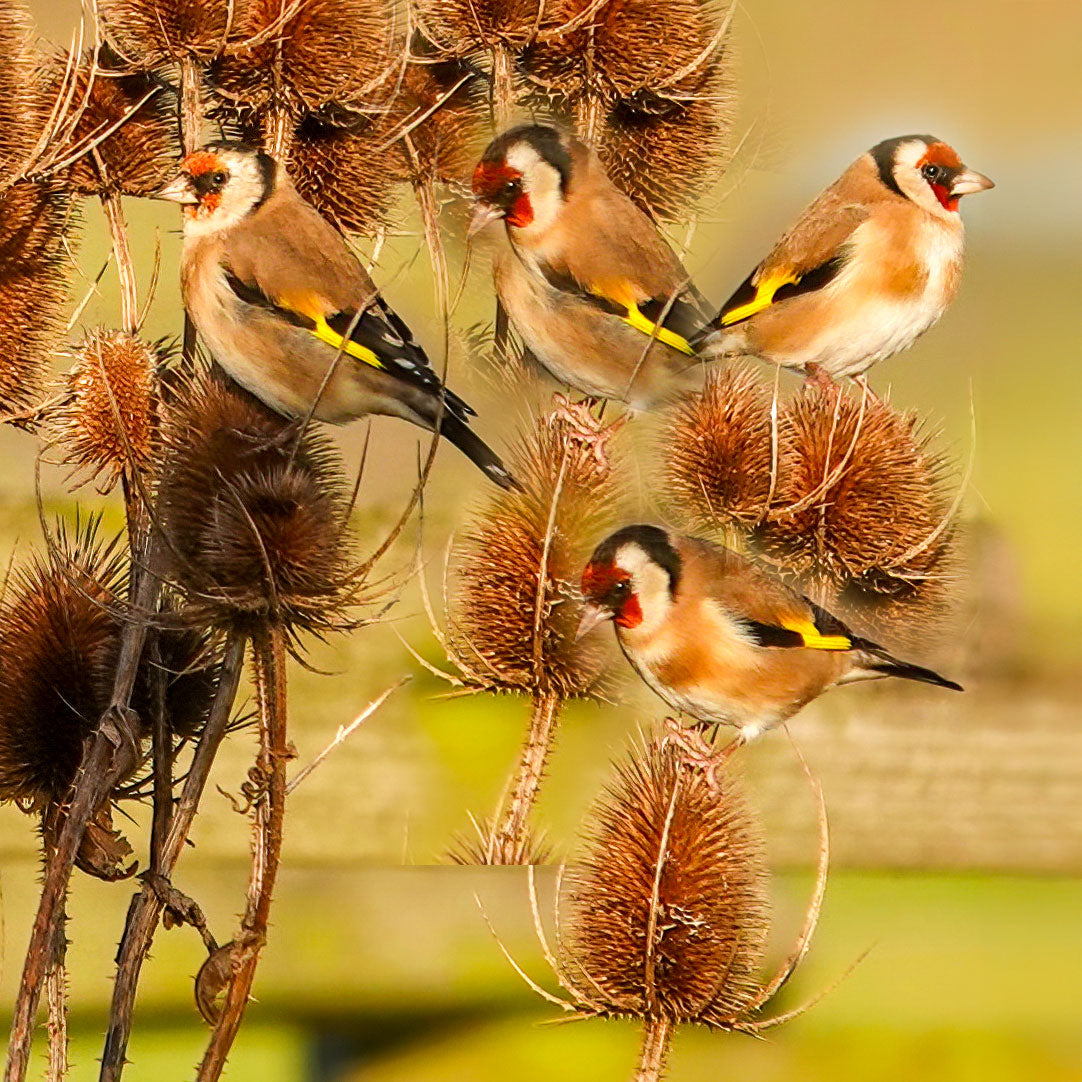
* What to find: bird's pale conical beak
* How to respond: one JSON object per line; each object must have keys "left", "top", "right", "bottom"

{"left": 154, "top": 175, "right": 199, "bottom": 205}
{"left": 575, "top": 603, "right": 611, "bottom": 642}
{"left": 950, "top": 169, "right": 994, "bottom": 197}
{"left": 467, "top": 201, "right": 504, "bottom": 239}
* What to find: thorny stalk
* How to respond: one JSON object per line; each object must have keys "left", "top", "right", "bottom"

{"left": 196, "top": 626, "right": 289, "bottom": 1081}
{"left": 41, "top": 809, "right": 69, "bottom": 1082}
{"left": 635, "top": 1017, "right": 673, "bottom": 1082}
{"left": 491, "top": 689, "right": 562, "bottom": 864}
{"left": 99, "top": 635, "right": 248, "bottom": 1082}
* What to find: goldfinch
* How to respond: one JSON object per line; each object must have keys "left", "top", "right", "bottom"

{"left": 578, "top": 525, "right": 961, "bottom": 760}
{"left": 155, "top": 142, "right": 515, "bottom": 489}
{"left": 696, "top": 135, "right": 993, "bottom": 384}
{"left": 470, "top": 123, "right": 708, "bottom": 409}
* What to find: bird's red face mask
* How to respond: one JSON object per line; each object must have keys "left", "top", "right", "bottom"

{"left": 156, "top": 152, "right": 229, "bottom": 218}
{"left": 577, "top": 561, "right": 642, "bottom": 639}
{"left": 917, "top": 142, "right": 994, "bottom": 213}
{"left": 469, "top": 159, "right": 533, "bottom": 234}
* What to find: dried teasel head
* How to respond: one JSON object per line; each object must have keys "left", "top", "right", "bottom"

{"left": 596, "top": 74, "right": 735, "bottom": 220}
{"left": 51, "top": 329, "right": 157, "bottom": 491}
{"left": 762, "top": 387, "right": 957, "bottom": 592}
{"left": 444, "top": 408, "right": 620, "bottom": 698}
{"left": 97, "top": 0, "right": 234, "bottom": 66}
{"left": 0, "top": 181, "right": 71, "bottom": 420}
{"left": 0, "top": 0, "right": 50, "bottom": 180}
{"left": 660, "top": 364, "right": 774, "bottom": 536}
{"left": 415, "top": 0, "right": 553, "bottom": 58}
{"left": 396, "top": 56, "right": 489, "bottom": 188}
{"left": 210, "top": 0, "right": 401, "bottom": 118}
{"left": 156, "top": 368, "right": 354, "bottom": 636}
{"left": 0, "top": 519, "right": 128, "bottom": 809}
{"left": 52, "top": 46, "right": 178, "bottom": 197}
{"left": 560, "top": 739, "right": 770, "bottom": 1025}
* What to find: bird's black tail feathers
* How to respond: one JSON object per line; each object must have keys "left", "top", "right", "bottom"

{"left": 436, "top": 410, "right": 518, "bottom": 491}
{"left": 855, "top": 639, "right": 963, "bottom": 692}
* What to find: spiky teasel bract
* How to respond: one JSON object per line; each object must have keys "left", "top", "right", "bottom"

{"left": 156, "top": 368, "right": 354, "bottom": 639}
{"left": 210, "top": 0, "right": 401, "bottom": 118}
{"left": 0, "top": 519, "right": 217, "bottom": 813}
{"left": 51, "top": 329, "right": 158, "bottom": 492}
{"left": 0, "top": 0, "right": 52, "bottom": 181}
{"left": 0, "top": 181, "right": 72, "bottom": 419}
{"left": 660, "top": 364, "right": 774, "bottom": 537}
{"left": 762, "top": 386, "right": 956, "bottom": 593}
{"left": 97, "top": 0, "right": 234, "bottom": 66}
{"left": 446, "top": 409, "right": 619, "bottom": 698}
{"left": 51, "top": 46, "right": 178, "bottom": 197}
{"left": 415, "top": 0, "right": 555, "bottom": 59}
{"left": 563, "top": 739, "right": 770, "bottom": 1024}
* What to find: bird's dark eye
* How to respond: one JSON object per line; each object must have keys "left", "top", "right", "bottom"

{"left": 212, "top": 170, "right": 227, "bottom": 186}
{"left": 921, "top": 163, "right": 942, "bottom": 182}
{"left": 502, "top": 178, "right": 520, "bottom": 196}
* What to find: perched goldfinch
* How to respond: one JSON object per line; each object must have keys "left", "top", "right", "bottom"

{"left": 578, "top": 525, "right": 961, "bottom": 759}
{"left": 696, "top": 135, "right": 993, "bottom": 385}
{"left": 155, "top": 142, "right": 515, "bottom": 489}
{"left": 470, "top": 124, "right": 708, "bottom": 409}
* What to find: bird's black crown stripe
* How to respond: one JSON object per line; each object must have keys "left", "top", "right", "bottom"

{"left": 591, "top": 525, "right": 683, "bottom": 594}
{"left": 483, "top": 123, "right": 573, "bottom": 194}
{"left": 869, "top": 134, "right": 940, "bottom": 198}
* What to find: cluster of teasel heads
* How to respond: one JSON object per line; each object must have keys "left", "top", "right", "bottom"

{"left": 0, "top": 0, "right": 965, "bottom": 1079}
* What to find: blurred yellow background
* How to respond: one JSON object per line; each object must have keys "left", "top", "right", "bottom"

{"left": 1, "top": 0, "right": 1080, "bottom": 1079}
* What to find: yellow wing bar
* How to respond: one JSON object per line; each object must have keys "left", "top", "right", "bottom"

{"left": 781, "top": 617, "right": 851, "bottom": 651}
{"left": 622, "top": 304, "right": 695, "bottom": 355}
{"left": 308, "top": 314, "right": 384, "bottom": 371}
{"left": 720, "top": 270, "right": 799, "bottom": 326}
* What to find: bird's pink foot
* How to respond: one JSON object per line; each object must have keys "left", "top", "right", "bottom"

{"left": 662, "top": 717, "right": 744, "bottom": 790}
{"left": 804, "top": 363, "right": 838, "bottom": 394}
{"left": 550, "top": 394, "right": 622, "bottom": 470}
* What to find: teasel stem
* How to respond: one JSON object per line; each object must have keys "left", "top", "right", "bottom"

{"left": 178, "top": 56, "right": 204, "bottom": 156}
{"left": 4, "top": 548, "right": 161, "bottom": 1082}
{"left": 99, "top": 633, "right": 247, "bottom": 1082}
{"left": 490, "top": 46, "right": 516, "bottom": 128}
{"left": 405, "top": 138, "right": 450, "bottom": 318}
{"left": 99, "top": 188, "right": 138, "bottom": 335}
{"left": 492, "top": 689, "right": 562, "bottom": 864}
{"left": 262, "top": 105, "right": 293, "bottom": 165}
{"left": 635, "top": 1017, "right": 673, "bottom": 1082}
{"left": 575, "top": 90, "right": 605, "bottom": 147}
{"left": 196, "top": 625, "right": 288, "bottom": 1081}
{"left": 41, "top": 808, "right": 69, "bottom": 1082}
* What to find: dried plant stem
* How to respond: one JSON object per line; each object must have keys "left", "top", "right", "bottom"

{"left": 490, "top": 46, "right": 516, "bottom": 128}
{"left": 178, "top": 56, "right": 204, "bottom": 156}
{"left": 41, "top": 811, "right": 68, "bottom": 1082}
{"left": 492, "top": 690, "right": 562, "bottom": 864}
{"left": 196, "top": 626, "right": 288, "bottom": 1081}
{"left": 99, "top": 190, "right": 138, "bottom": 335}
{"left": 4, "top": 554, "right": 160, "bottom": 1082}
{"left": 635, "top": 1017, "right": 673, "bottom": 1082}
{"left": 262, "top": 106, "right": 293, "bottom": 165}
{"left": 99, "top": 634, "right": 248, "bottom": 1082}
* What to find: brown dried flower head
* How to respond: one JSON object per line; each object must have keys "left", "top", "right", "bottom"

{"left": 0, "top": 181, "right": 71, "bottom": 418}
{"left": 416, "top": 0, "right": 554, "bottom": 56}
{"left": 0, "top": 520, "right": 127, "bottom": 808}
{"left": 55, "top": 48, "right": 178, "bottom": 196}
{"left": 562, "top": 739, "right": 770, "bottom": 1024}
{"left": 157, "top": 368, "right": 354, "bottom": 635}
{"left": 53, "top": 329, "right": 157, "bottom": 491}
{"left": 446, "top": 408, "right": 619, "bottom": 698}
{"left": 661, "top": 364, "right": 774, "bottom": 534}
{"left": 0, "top": 0, "right": 49, "bottom": 179}
{"left": 288, "top": 109, "right": 407, "bottom": 235}
{"left": 212, "top": 0, "right": 400, "bottom": 116}
{"left": 597, "top": 72, "right": 735, "bottom": 220}
{"left": 763, "top": 387, "right": 955, "bottom": 588}
{"left": 97, "top": 0, "right": 234, "bottom": 65}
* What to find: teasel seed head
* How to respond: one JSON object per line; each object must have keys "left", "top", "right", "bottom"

{"left": 0, "top": 180, "right": 72, "bottom": 420}
{"left": 762, "top": 387, "right": 956, "bottom": 589}
{"left": 52, "top": 46, "right": 178, "bottom": 197}
{"left": 561, "top": 738, "right": 770, "bottom": 1024}
{"left": 660, "top": 364, "right": 774, "bottom": 535}
{"left": 210, "top": 0, "right": 401, "bottom": 117}
{"left": 51, "top": 329, "right": 157, "bottom": 492}
{"left": 156, "top": 368, "right": 354, "bottom": 637}
{"left": 446, "top": 408, "right": 620, "bottom": 698}
{"left": 0, "top": 519, "right": 128, "bottom": 809}
{"left": 0, "top": 0, "right": 50, "bottom": 180}
{"left": 415, "top": 0, "right": 552, "bottom": 57}
{"left": 97, "top": 0, "right": 234, "bottom": 66}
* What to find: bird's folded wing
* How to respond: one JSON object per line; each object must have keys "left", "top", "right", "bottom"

{"left": 714, "top": 198, "right": 868, "bottom": 328}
